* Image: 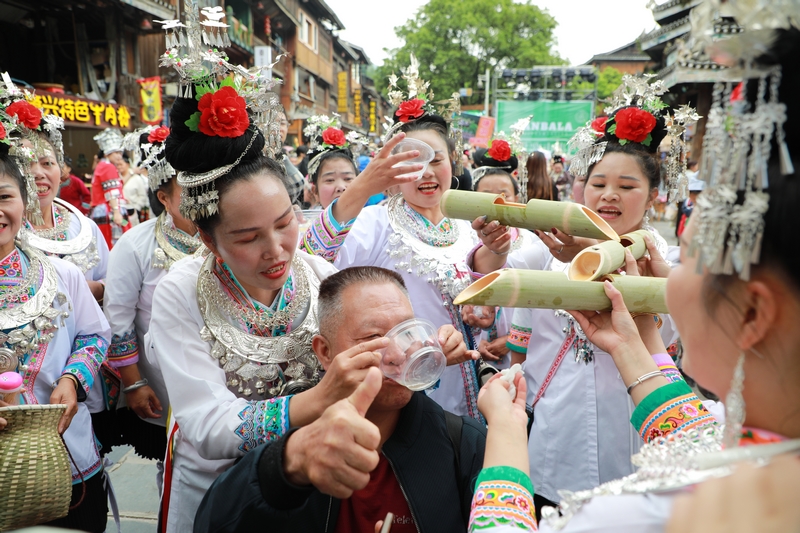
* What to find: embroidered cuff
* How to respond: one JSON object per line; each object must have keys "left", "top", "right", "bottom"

{"left": 108, "top": 330, "right": 139, "bottom": 367}
{"left": 633, "top": 381, "right": 716, "bottom": 442}
{"left": 64, "top": 334, "right": 109, "bottom": 395}
{"left": 234, "top": 395, "right": 292, "bottom": 452}
{"left": 651, "top": 352, "right": 683, "bottom": 384}
{"left": 470, "top": 469, "right": 538, "bottom": 532}
{"left": 507, "top": 324, "right": 531, "bottom": 354}
{"left": 301, "top": 200, "right": 355, "bottom": 263}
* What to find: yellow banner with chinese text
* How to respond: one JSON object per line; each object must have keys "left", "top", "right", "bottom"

{"left": 30, "top": 92, "right": 132, "bottom": 129}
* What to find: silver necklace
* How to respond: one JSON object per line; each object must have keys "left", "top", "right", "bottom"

{"left": 23, "top": 198, "right": 99, "bottom": 273}
{"left": 386, "top": 194, "right": 477, "bottom": 300}
{"left": 153, "top": 213, "right": 202, "bottom": 270}
{"left": 196, "top": 253, "right": 321, "bottom": 400}
{"left": 31, "top": 203, "right": 72, "bottom": 240}
{"left": 0, "top": 243, "right": 70, "bottom": 365}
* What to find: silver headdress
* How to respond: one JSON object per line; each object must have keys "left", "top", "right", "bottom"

{"left": 157, "top": 0, "right": 286, "bottom": 220}
{"left": 93, "top": 128, "right": 124, "bottom": 156}
{"left": 510, "top": 116, "right": 532, "bottom": 201}
{"left": 568, "top": 74, "right": 700, "bottom": 203}
{"left": 0, "top": 73, "right": 61, "bottom": 225}
{"left": 687, "top": 0, "right": 797, "bottom": 281}
{"left": 122, "top": 125, "right": 177, "bottom": 192}
{"left": 383, "top": 54, "right": 463, "bottom": 173}
{"left": 304, "top": 114, "right": 368, "bottom": 178}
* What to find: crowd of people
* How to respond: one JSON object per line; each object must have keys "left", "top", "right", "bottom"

{"left": 2, "top": 3, "right": 800, "bottom": 533}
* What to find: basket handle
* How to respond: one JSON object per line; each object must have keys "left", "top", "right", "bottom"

{"left": 60, "top": 435, "right": 87, "bottom": 511}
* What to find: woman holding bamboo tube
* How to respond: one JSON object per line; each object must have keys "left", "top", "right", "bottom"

{"left": 302, "top": 58, "right": 513, "bottom": 421}
{"left": 501, "top": 82, "right": 688, "bottom": 514}
{"left": 469, "top": 22, "right": 800, "bottom": 528}
{"left": 468, "top": 143, "right": 550, "bottom": 369}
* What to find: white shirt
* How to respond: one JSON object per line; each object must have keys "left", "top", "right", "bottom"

{"left": 146, "top": 251, "right": 336, "bottom": 533}
{"left": 103, "top": 217, "right": 168, "bottom": 425}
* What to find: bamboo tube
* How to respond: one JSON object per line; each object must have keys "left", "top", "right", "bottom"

{"left": 440, "top": 190, "right": 620, "bottom": 241}
{"left": 568, "top": 229, "right": 653, "bottom": 281}
{"left": 454, "top": 269, "right": 667, "bottom": 314}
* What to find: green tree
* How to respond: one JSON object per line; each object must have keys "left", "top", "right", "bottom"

{"left": 568, "top": 66, "right": 624, "bottom": 114}
{"left": 378, "top": 0, "right": 563, "bottom": 105}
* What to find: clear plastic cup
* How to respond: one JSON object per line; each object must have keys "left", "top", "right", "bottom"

{"left": 296, "top": 209, "right": 322, "bottom": 234}
{"left": 391, "top": 138, "right": 435, "bottom": 180}
{"left": 379, "top": 318, "right": 446, "bottom": 391}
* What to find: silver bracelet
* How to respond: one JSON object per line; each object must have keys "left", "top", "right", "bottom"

{"left": 122, "top": 378, "right": 149, "bottom": 393}
{"left": 487, "top": 247, "right": 510, "bottom": 256}
{"left": 626, "top": 370, "right": 662, "bottom": 395}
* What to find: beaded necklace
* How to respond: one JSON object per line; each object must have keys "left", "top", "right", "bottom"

{"left": 399, "top": 199, "right": 459, "bottom": 247}
{"left": 0, "top": 249, "right": 35, "bottom": 308}
{"left": 211, "top": 257, "right": 304, "bottom": 337}
{"left": 29, "top": 204, "right": 71, "bottom": 242}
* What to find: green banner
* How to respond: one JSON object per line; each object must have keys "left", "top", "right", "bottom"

{"left": 496, "top": 100, "right": 593, "bottom": 153}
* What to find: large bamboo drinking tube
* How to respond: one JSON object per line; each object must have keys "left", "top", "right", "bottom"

{"left": 440, "top": 190, "right": 620, "bottom": 241}
{"left": 453, "top": 270, "right": 668, "bottom": 314}
{"left": 568, "top": 229, "right": 653, "bottom": 281}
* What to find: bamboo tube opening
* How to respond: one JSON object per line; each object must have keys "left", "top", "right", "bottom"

{"left": 580, "top": 206, "right": 620, "bottom": 241}
{"left": 569, "top": 248, "right": 604, "bottom": 281}
{"left": 493, "top": 197, "right": 527, "bottom": 208}
{"left": 453, "top": 271, "right": 502, "bottom": 305}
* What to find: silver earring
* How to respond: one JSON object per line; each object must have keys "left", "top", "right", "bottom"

{"left": 722, "top": 351, "right": 746, "bottom": 448}
{"left": 643, "top": 212, "right": 650, "bottom": 227}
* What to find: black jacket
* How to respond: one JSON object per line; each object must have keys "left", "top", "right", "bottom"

{"left": 194, "top": 392, "right": 487, "bottom": 533}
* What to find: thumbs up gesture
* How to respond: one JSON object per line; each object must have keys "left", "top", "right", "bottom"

{"left": 283, "top": 367, "right": 383, "bottom": 498}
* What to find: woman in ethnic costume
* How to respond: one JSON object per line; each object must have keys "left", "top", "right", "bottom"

{"left": 501, "top": 85, "right": 684, "bottom": 514}
{"left": 103, "top": 125, "right": 201, "bottom": 474}
{"left": 0, "top": 117, "right": 112, "bottom": 532}
{"left": 466, "top": 17, "right": 800, "bottom": 533}
{"left": 302, "top": 61, "right": 513, "bottom": 421}
{"left": 4, "top": 89, "right": 118, "bottom": 458}
{"left": 465, "top": 140, "right": 549, "bottom": 370}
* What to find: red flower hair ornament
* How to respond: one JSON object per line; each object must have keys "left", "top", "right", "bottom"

{"left": 321, "top": 127, "right": 346, "bottom": 147}
{"left": 148, "top": 126, "right": 170, "bottom": 144}
{"left": 396, "top": 98, "right": 426, "bottom": 123}
{"left": 607, "top": 107, "right": 656, "bottom": 146}
{"left": 590, "top": 116, "right": 607, "bottom": 136}
{"left": 6, "top": 100, "right": 42, "bottom": 130}
{"left": 188, "top": 86, "right": 250, "bottom": 138}
{"left": 487, "top": 139, "right": 512, "bottom": 162}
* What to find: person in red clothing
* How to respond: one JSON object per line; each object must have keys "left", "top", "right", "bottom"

{"left": 91, "top": 128, "right": 129, "bottom": 248}
{"left": 58, "top": 155, "right": 91, "bottom": 215}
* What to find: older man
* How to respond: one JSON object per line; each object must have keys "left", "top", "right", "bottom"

{"left": 195, "top": 267, "right": 486, "bottom": 533}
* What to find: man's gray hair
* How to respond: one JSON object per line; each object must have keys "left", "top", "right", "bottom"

{"left": 317, "top": 266, "right": 409, "bottom": 339}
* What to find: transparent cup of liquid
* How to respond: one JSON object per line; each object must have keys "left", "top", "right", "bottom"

{"left": 379, "top": 318, "right": 446, "bottom": 391}
{"left": 391, "top": 138, "right": 435, "bottom": 180}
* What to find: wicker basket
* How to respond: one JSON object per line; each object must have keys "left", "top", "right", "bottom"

{"left": 0, "top": 404, "right": 71, "bottom": 531}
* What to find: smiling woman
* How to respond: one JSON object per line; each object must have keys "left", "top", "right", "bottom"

{"left": 148, "top": 89, "right": 405, "bottom": 532}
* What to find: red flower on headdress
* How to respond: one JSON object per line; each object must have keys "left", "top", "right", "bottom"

{"left": 397, "top": 98, "right": 426, "bottom": 123}
{"left": 591, "top": 116, "right": 607, "bottom": 136}
{"left": 197, "top": 86, "right": 250, "bottom": 138}
{"left": 730, "top": 82, "right": 744, "bottom": 103}
{"left": 613, "top": 107, "right": 656, "bottom": 144}
{"left": 321, "top": 127, "right": 346, "bottom": 147}
{"left": 148, "top": 126, "right": 170, "bottom": 144}
{"left": 6, "top": 100, "right": 42, "bottom": 130}
{"left": 0, "top": 123, "right": 6, "bottom": 141}
{"left": 487, "top": 139, "right": 512, "bottom": 162}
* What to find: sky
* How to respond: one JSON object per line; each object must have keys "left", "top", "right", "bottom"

{"left": 325, "top": 0, "right": 659, "bottom": 66}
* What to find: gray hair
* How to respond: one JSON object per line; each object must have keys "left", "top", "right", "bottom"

{"left": 317, "top": 266, "right": 410, "bottom": 339}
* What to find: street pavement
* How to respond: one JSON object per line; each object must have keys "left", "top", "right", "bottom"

{"left": 103, "top": 217, "right": 679, "bottom": 533}
{"left": 106, "top": 446, "right": 159, "bottom": 532}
